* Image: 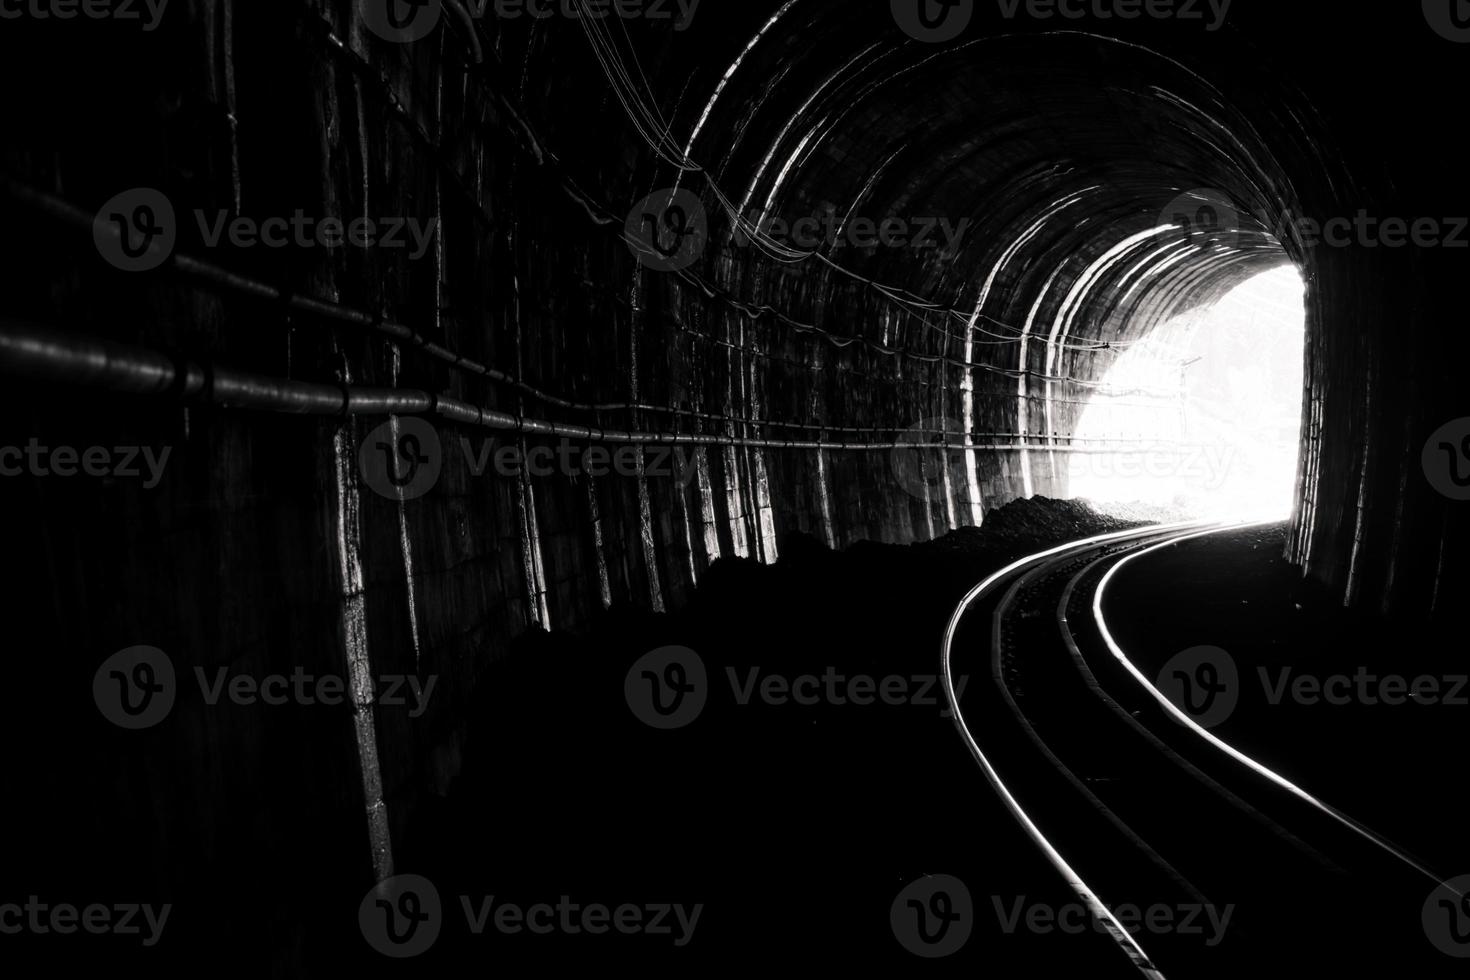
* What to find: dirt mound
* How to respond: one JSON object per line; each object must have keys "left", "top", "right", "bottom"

{"left": 920, "top": 495, "right": 1149, "bottom": 555}
{"left": 1077, "top": 498, "right": 1194, "bottom": 525}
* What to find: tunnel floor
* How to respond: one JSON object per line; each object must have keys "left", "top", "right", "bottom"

{"left": 5, "top": 500, "right": 1463, "bottom": 975}
{"left": 315, "top": 507, "right": 1459, "bottom": 976}
{"left": 387, "top": 498, "right": 1156, "bottom": 973}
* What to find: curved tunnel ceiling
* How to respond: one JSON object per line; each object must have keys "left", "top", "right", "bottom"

{"left": 533, "top": 8, "right": 1343, "bottom": 523}
{"left": 565, "top": 22, "right": 1287, "bottom": 522}
{"left": 517, "top": 0, "right": 1429, "bottom": 605}
{"left": 689, "top": 23, "right": 1311, "bottom": 343}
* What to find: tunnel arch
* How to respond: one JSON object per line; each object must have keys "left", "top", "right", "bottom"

{"left": 601, "top": 11, "right": 1337, "bottom": 555}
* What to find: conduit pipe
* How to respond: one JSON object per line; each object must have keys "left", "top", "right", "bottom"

{"left": 0, "top": 317, "right": 1206, "bottom": 457}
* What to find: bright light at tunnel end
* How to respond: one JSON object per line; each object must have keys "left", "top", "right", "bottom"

{"left": 1069, "top": 265, "right": 1307, "bottom": 522}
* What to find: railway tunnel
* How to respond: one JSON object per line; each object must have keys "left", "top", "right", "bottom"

{"left": 0, "top": 1, "right": 1466, "bottom": 975}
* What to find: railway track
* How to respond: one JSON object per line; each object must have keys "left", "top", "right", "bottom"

{"left": 940, "top": 521, "right": 1459, "bottom": 977}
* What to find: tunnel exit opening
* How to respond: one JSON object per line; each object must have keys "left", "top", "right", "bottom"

{"left": 1067, "top": 264, "right": 1307, "bottom": 520}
